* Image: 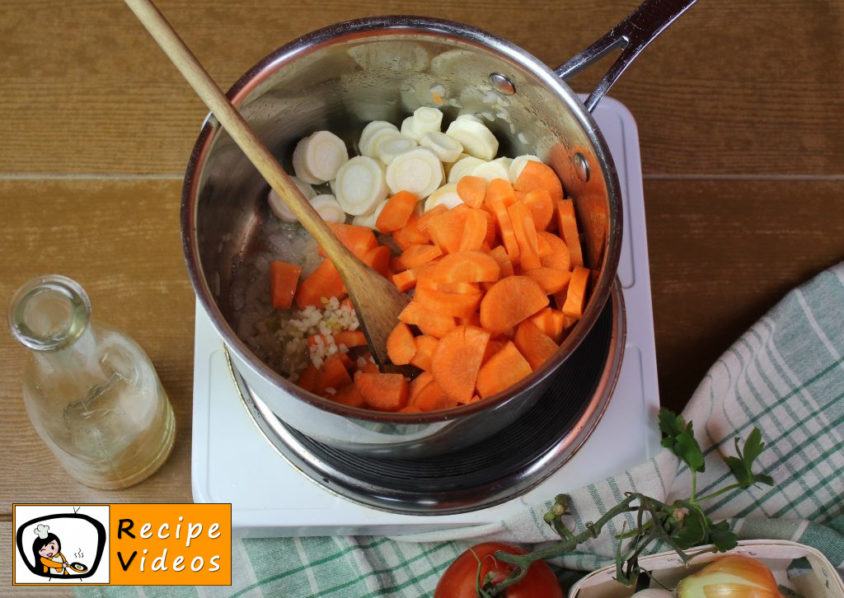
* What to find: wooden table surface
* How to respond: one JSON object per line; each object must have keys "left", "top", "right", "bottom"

{"left": 1, "top": 1, "right": 842, "bottom": 589}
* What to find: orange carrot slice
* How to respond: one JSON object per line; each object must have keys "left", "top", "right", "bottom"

{"left": 431, "top": 325, "right": 490, "bottom": 403}
{"left": 363, "top": 244, "right": 392, "bottom": 277}
{"left": 482, "top": 338, "right": 507, "bottom": 363}
{"left": 537, "top": 231, "right": 571, "bottom": 272}
{"left": 316, "top": 353, "right": 353, "bottom": 397}
{"left": 295, "top": 259, "right": 346, "bottom": 308}
{"left": 488, "top": 245, "right": 515, "bottom": 278}
{"left": 528, "top": 307, "right": 566, "bottom": 343}
{"left": 521, "top": 188, "right": 555, "bottom": 231}
{"left": 457, "top": 208, "right": 488, "bottom": 252}
{"left": 297, "top": 363, "right": 319, "bottom": 393}
{"left": 331, "top": 383, "right": 365, "bottom": 408}
{"left": 387, "top": 322, "right": 416, "bottom": 365}
{"left": 483, "top": 178, "right": 517, "bottom": 209}
{"left": 410, "top": 335, "right": 439, "bottom": 371}
{"left": 393, "top": 211, "right": 430, "bottom": 250}
{"left": 456, "top": 175, "right": 487, "bottom": 208}
{"left": 270, "top": 260, "right": 302, "bottom": 310}
{"left": 523, "top": 267, "right": 572, "bottom": 295}
{"left": 557, "top": 199, "right": 584, "bottom": 268}
{"left": 431, "top": 250, "right": 501, "bottom": 283}
{"left": 319, "top": 223, "right": 377, "bottom": 258}
{"left": 376, "top": 190, "right": 419, "bottom": 232}
{"left": 408, "top": 372, "right": 453, "bottom": 411}
{"left": 508, "top": 200, "right": 542, "bottom": 270}
{"left": 486, "top": 193, "right": 520, "bottom": 264}
{"left": 417, "top": 204, "right": 448, "bottom": 232}
{"left": 397, "top": 244, "right": 443, "bottom": 270}
{"left": 514, "top": 160, "right": 564, "bottom": 203}
{"left": 414, "top": 284, "right": 482, "bottom": 319}
{"left": 427, "top": 207, "right": 471, "bottom": 254}
{"left": 562, "top": 266, "right": 590, "bottom": 319}
{"left": 354, "top": 372, "right": 409, "bottom": 411}
{"left": 392, "top": 268, "right": 418, "bottom": 292}
{"left": 333, "top": 330, "right": 367, "bottom": 349}
{"left": 399, "top": 302, "right": 457, "bottom": 338}
{"left": 479, "top": 275, "right": 549, "bottom": 335}
{"left": 514, "top": 319, "right": 559, "bottom": 370}
{"left": 476, "top": 341, "right": 533, "bottom": 398}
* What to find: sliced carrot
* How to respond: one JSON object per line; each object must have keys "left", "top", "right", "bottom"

{"left": 409, "top": 371, "right": 434, "bottom": 402}
{"left": 297, "top": 363, "right": 319, "bottom": 393}
{"left": 392, "top": 268, "right": 418, "bottom": 292}
{"left": 482, "top": 338, "right": 507, "bottom": 363}
{"left": 399, "top": 302, "right": 457, "bottom": 338}
{"left": 331, "top": 383, "right": 365, "bottom": 408}
{"left": 376, "top": 190, "right": 419, "bottom": 232}
{"left": 476, "top": 341, "right": 533, "bottom": 398}
{"left": 537, "top": 231, "right": 571, "bottom": 272}
{"left": 430, "top": 250, "right": 501, "bottom": 283}
{"left": 414, "top": 284, "right": 482, "bottom": 319}
{"left": 529, "top": 307, "right": 566, "bottom": 343}
{"left": 318, "top": 223, "right": 377, "bottom": 258}
{"left": 270, "top": 260, "right": 302, "bottom": 310}
{"left": 417, "top": 204, "right": 448, "bottom": 232}
{"left": 562, "top": 266, "right": 590, "bottom": 319}
{"left": 431, "top": 325, "right": 490, "bottom": 403}
{"left": 392, "top": 211, "right": 430, "bottom": 250}
{"left": 514, "top": 160, "right": 564, "bottom": 203}
{"left": 316, "top": 353, "right": 352, "bottom": 396}
{"left": 479, "top": 275, "right": 549, "bottom": 335}
{"left": 295, "top": 259, "right": 346, "bottom": 308}
{"left": 486, "top": 194, "right": 520, "bottom": 264}
{"left": 524, "top": 267, "right": 572, "bottom": 295}
{"left": 410, "top": 335, "right": 439, "bottom": 371}
{"left": 514, "top": 320, "right": 559, "bottom": 370}
{"left": 488, "top": 245, "right": 515, "bottom": 278}
{"left": 456, "top": 175, "right": 487, "bottom": 208}
{"left": 557, "top": 199, "right": 584, "bottom": 268}
{"left": 507, "top": 200, "right": 542, "bottom": 270}
{"left": 457, "top": 208, "right": 488, "bottom": 252}
{"left": 354, "top": 351, "right": 380, "bottom": 374}
{"left": 334, "top": 330, "right": 367, "bottom": 349}
{"left": 480, "top": 208, "right": 497, "bottom": 247}
{"left": 354, "top": 372, "right": 409, "bottom": 411}
{"left": 521, "top": 188, "right": 555, "bottom": 231}
{"left": 387, "top": 322, "right": 417, "bottom": 365}
{"left": 363, "top": 244, "right": 392, "bottom": 277}
{"left": 397, "top": 244, "right": 443, "bottom": 270}
{"left": 408, "top": 372, "right": 452, "bottom": 411}
{"left": 483, "top": 178, "right": 517, "bottom": 209}
{"left": 427, "top": 207, "right": 470, "bottom": 254}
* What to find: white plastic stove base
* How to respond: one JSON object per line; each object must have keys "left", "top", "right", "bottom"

{"left": 191, "top": 97, "right": 660, "bottom": 537}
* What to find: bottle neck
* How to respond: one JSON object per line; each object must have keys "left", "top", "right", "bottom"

{"left": 9, "top": 275, "right": 93, "bottom": 353}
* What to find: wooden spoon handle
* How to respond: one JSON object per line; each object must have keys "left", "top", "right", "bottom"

{"left": 123, "top": 0, "right": 353, "bottom": 266}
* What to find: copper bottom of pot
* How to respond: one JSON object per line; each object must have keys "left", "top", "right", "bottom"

{"left": 229, "top": 283, "right": 624, "bottom": 515}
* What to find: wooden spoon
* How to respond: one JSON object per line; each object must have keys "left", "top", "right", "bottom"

{"left": 124, "top": 0, "right": 409, "bottom": 367}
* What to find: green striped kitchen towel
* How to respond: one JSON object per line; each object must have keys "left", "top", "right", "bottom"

{"left": 78, "top": 262, "right": 843, "bottom": 597}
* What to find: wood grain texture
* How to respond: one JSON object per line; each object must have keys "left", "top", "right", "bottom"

{"left": 0, "top": 1, "right": 842, "bottom": 175}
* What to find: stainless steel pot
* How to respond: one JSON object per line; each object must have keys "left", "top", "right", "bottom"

{"left": 182, "top": 1, "right": 694, "bottom": 458}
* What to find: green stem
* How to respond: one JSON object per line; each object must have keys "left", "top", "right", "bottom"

{"left": 697, "top": 483, "right": 743, "bottom": 503}
{"left": 487, "top": 494, "right": 640, "bottom": 595}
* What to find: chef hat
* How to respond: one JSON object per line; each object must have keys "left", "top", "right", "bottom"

{"left": 35, "top": 524, "right": 50, "bottom": 539}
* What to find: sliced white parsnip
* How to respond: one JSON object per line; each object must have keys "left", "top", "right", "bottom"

{"left": 411, "top": 106, "right": 443, "bottom": 136}
{"left": 334, "top": 156, "right": 388, "bottom": 215}
{"left": 509, "top": 154, "right": 542, "bottom": 183}
{"left": 291, "top": 136, "right": 322, "bottom": 185}
{"left": 420, "top": 132, "right": 463, "bottom": 163}
{"left": 375, "top": 134, "right": 418, "bottom": 165}
{"left": 351, "top": 200, "right": 387, "bottom": 229}
{"left": 471, "top": 160, "right": 510, "bottom": 182}
{"left": 309, "top": 194, "right": 346, "bottom": 223}
{"left": 445, "top": 114, "right": 499, "bottom": 160}
{"left": 447, "top": 155, "right": 486, "bottom": 183}
{"left": 400, "top": 116, "right": 416, "bottom": 139}
{"left": 359, "top": 120, "right": 398, "bottom": 157}
{"left": 424, "top": 183, "right": 463, "bottom": 212}
{"left": 267, "top": 175, "right": 316, "bottom": 223}
{"left": 385, "top": 147, "right": 443, "bottom": 198}
{"left": 305, "top": 131, "right": 349, "bottom": 182}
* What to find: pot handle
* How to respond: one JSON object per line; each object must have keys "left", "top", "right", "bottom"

{"left": 555, "top": 0, "right": 697, "bottom": 112}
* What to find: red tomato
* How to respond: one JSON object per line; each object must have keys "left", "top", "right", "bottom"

{"left": 434, "top": 542, "right": 562, "bottom": 598}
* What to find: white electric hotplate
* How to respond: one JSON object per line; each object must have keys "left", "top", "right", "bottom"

{"left": 191, "top": 97, "right": 661, "bottom": 537}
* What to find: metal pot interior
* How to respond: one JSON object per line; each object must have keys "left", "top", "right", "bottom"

{"left": 183, "top": 16, "right": 621, "bottom": 452}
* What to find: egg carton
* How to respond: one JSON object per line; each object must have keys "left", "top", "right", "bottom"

{"left": 569, "top": 539, "right": 843, "bottom": 598}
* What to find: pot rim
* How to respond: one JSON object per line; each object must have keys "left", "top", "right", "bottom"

{"left": 181, "top": 15, "right": 623, "bottom": 424}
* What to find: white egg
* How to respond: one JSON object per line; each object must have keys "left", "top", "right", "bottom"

{"left": 632, "top": 589, "right": 673, "bottom": 598}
